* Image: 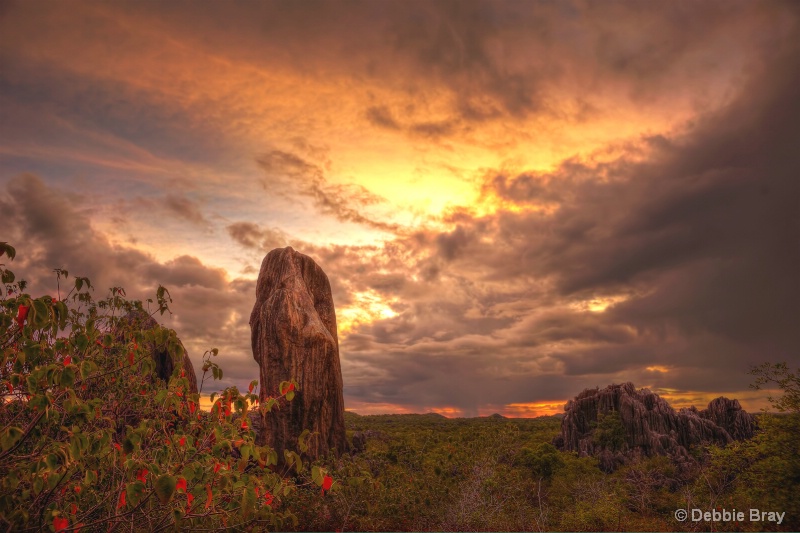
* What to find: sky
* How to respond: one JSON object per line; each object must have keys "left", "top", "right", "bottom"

{"left": 1, "top": 0, "right": 798, "bottom": 417}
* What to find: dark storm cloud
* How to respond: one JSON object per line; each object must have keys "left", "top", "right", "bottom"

{"left": 365, "top": 105, "right": 459, "bottom": 140}
{"left": 256, "top": 150, "right": 401, "bottom": 233}
{"left": 0, "top": 174, "right": 260, "bottom": 391}
{"left": 226, "top": 222, "right": 289, "bottom": 252}
{"left": 333, "top": 23, "right": 800, "bottom": 412}
{"left": 163, "top": 194, "right": 209, "bottom": 227}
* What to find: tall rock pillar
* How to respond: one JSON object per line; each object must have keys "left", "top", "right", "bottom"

{"left": 250, "top": 247, "right": 349, "bottom": 460}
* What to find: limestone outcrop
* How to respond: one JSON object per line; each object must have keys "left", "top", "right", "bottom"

{"left": 250, "top": 247, "right": 349, "bottom": 460}
{"left": 116, "top": 309, "right": 198, "bottom": 393}
{"left": 553, "top": 382, "right": 755, "bottom": 472}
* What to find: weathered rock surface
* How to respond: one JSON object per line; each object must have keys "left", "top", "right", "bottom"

{"left": 553, "top": 382, "right": 755, "bottom": 472}
{"left": 250, "top": 247, "right": 349, "bottom": 460}
{"left": 116, "top": 309, "right": 198, "bottom": 394}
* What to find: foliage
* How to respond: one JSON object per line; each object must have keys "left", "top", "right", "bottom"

{"left": 592, "top": 410, "right": 625, "bottom": 452}
{"left": 0, "top": 244, "right": 302, "bottom": 531}
{"left": 749, "top": 361, "right": 800, "bottom": 413}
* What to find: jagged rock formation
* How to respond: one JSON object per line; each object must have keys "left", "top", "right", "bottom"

{"left": 553, "top": 382, "right": 755, "bottom": 472}
{"left": 250, "top": 247, "right": 349, "bottom": 460}
{"left": 115, "top": 309, "right": 198, "bottom": 393}
{"left": 698, "top": 397, "right": 756, "bottom": 440}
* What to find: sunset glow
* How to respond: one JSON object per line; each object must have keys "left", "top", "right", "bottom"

{"left": 2, "top": 1, "right": 798, "bottom": 417}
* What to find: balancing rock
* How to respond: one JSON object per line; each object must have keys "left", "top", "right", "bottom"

{"left": 250, "top": 247, "right": 348, "bottom": 460}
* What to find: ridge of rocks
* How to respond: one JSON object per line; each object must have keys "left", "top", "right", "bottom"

{"left": 553, "top": 382, "right": 755, "bottom": 472}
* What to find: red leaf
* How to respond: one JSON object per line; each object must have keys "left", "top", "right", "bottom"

{"left": 248, "top": 383, "right": 254, "bottom": 393}
{"left": 241, "top": 418, "right": 248, "bottom": 429}
{"left": 63, "top": 355, "right": 71, "bottom": 366}
{"left": 205, "top": 484, "right": 213, "bottom": 509}
{"left": 53, "top": 516, "right": 68, "bottom": 532}
{"left": 113, "top": 442, "right": 121, "bottom": 452}
{"left": 179, "top": 436, "right": 186, "bottom": 447}
{"left": 15, "top": 305, "right": 29, "bottom": 329}
{"left": 137, "top": 469, "right": 148, "bottom": 483}
{"left": 181, "top": 369, "right": 185, "bottom": 377}
{"left": 189, "top": 401, "right": 196, "bottom": 414}
{"left": 255, "top": 486, "right": 260, "bottom": 497}
{"left": 322, "top": 475, "right": 333, "bottom": 491}
{"left": 128, "top": 352, "right": 134, "bottom": 366}
{"left": 213, "top": 462, "right": 221, "bottom": 474}
{"left": 117, "top": 490, "right": 126, "bottom": 509}
{"left": 187, "top": 492, "right": 195, "bottom": 505}
{"left": 5, "top": 382, "right": 12, "bottom": 394}
{"left": 264, "top": 491, "right": 274, "bottom": 506}
{"left": 176, "top": 477, "right": 187, "bottom": 492}
{"left": 70, "top": 503, "right": 77, "bottom": 515}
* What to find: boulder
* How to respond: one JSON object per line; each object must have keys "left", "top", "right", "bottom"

{"left": 554, "top": 382, "right": 755, "bottom": 472}
{"left": 115, "top": 309, "right": 198, "bottom": 394}
{"left": 250, "top": 247, "right": 349, "bottom": 460}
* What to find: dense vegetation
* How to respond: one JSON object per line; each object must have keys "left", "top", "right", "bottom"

{"left": 2, "top": 242, "right": 798, "bottom": 531}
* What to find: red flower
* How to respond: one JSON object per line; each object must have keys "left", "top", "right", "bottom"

{"left": 188, "top": 401, "right": 196, "bottom": 414}
{"left": 117, "top": 490, "right": 126, "bottom": 509}
{"left": 176, "top": 388, "right": 184, "bottom": 398}
{"left": 5, "top": 382, "right": 12, "bottom": 394}
{"left": 186, "top": 492, "right": 195, "bottom": 509}
{"left": 15, "top": 305, "right": 29, "bottom": 329}
{"left": 264, "top": 491, "right": 274, "bottom": 506}
{"left": 63, "top": 355, "right": 71, "bottom": 366}
{"left": 53, "top": 516, "right": 68, "bottom": 532}
{"left": 241, "top": 417, "right": 248, "bottom": 429}
{"left": 128, "top": 352, "right": 134, "bottom": 366}
{"left": 181, "top": 369, "right": 185, "bottom": 378}
{"left": 255, "top": 486, "right": 260, "bottom": 497}
{"left": 70, "top": 503, "right": 77, "bottom": 515}
{"left": 176, "top": 477, "right": 187, "bottom": 492}
{"left": 113, "top": 442, "right": 121, "bottom": 452}
{"left": 248, "top": 382, "right": 254, "bottom": 393}
{"left": 74, "top": 485, "right": 81, "bottom": 493}
{"left": 213, "top": 462, "right": 221, "bottom": 474}
{"left": 322, "top": 475, "right": 333, "bottom": 491}
{"left": 179, "top": 436, "right": 186, "bottom": 447}
{"left": 137, "top": 469, "right": 148, "bottom": 483}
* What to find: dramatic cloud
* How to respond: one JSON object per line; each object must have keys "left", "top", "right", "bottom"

{"left": 2, "top": 0, "right": 798, "bottom": 416}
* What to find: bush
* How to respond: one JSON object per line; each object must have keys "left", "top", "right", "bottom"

{"left": 0, "top": 243, "right": 306, "bottom": 531}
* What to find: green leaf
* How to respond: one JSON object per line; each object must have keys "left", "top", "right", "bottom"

{"left": 1, "top": 269, "right": 14, "bottom": 284}
{"left": 154, "top": 475, "right": 177, "bottom": 504}
{"left": 240, "top": 486, "right": 256, "bottom": 520}
{"left": 122, "top": 437, "right": 135, "bottom": 455}
{"left": 126, "top": 481, "right": 146, "bottom": 506}
{"left": 1, "top": 427, "right": 23, "bottom": 452}
{"left": 32, "top": 299, "right": 49, "bottom": 328}
{"left": 75, "top": 333, "right": 89, "bottom": 352}
{"left": 0, "top": 242, "right": 16, "bottom": 260}
{"left": 60, "top": 367, "right": 75, "bottom": 388}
